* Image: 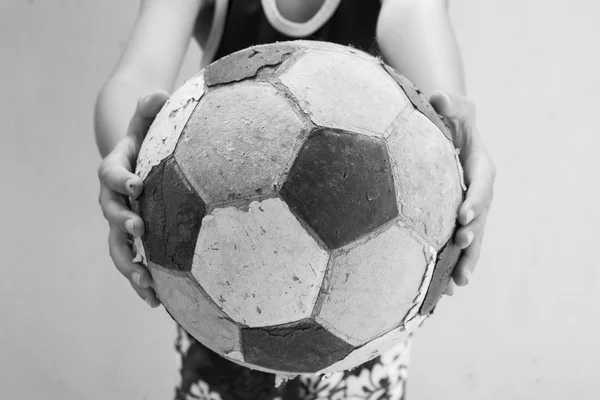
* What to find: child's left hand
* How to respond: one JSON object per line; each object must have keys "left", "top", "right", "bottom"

{"left": 429, "top": 92, "right": 496, "bottom": 295}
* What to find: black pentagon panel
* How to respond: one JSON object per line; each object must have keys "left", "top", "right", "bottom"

{"left": 136, "top": 156, "right": 206, "bottom": 271}
{"left": 383, "top": 65, "right": 453, "bottom": 141}
{"left": 419, "top": 238, "right": 462, "bottom": 316}
{"left": 205, "top": 43, "right": 300, "bottom": 86}
{"left": 280, "top": 128, "right": 398, "bottom": 249}
{"left": 241, "top": 319, "right": 354, "bottom": 373}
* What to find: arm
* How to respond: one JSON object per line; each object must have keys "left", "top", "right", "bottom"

{"left": 95, "top": 0, "right": 205, "bottom": 157}
{"left": 377, "top": 0, "right": 464, "bottom": 97}
{"left": 95, "top": 0, "right": 205, "bottom": 307}
{"left": 376, "top": 0, "right": 496, "bottom": 291}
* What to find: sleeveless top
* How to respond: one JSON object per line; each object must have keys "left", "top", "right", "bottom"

{"left": 195, "top": 0, "right": 382, "bottom": 67}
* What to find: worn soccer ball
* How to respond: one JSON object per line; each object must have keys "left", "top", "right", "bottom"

{"left": 131, "top": 40, "right": 464, "bottom": 376}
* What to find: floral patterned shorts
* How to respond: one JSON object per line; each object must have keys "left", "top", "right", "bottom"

{"left": 174, "top": 325, "right": 411, "bottom": 400}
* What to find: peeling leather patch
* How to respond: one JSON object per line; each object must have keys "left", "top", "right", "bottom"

{"left": 418, "top": 239, "right": 462, "bottom": 315}
{"left": 205, "top": 44, "right": 299, "bottom": 86}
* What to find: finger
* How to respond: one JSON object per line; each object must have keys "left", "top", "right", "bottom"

{"left": 454, "top": 225, "right": 475, "bottom": 250}
{"left": 98, "top": 156, "right": 144, "bottom": 198}
{"left": 129, "top": 280, "right": 161, "bottom": 308}
{"left": 98, "top": 91, "right": 168, "bottom": 197}
{"left": 429, "top": 91, "right": 475, "bottom": 122}
{"left": 429, "top": 91, "right": 452, "bottom": 116}
{"left": 458, "top": 165, "right": 495, "bottom": 226}
{"left": 454, "top": 209, "right": 488, "bottom": 249}
{"left": 108, "top": 225, "right": 153, "bottom": 287}
{"left": 127, "top": 90, "right": 170, "bottom": 141}
{"left": 99, "top": 186, "right": 145, "bottom": 236}
{"left": 452, "top": 235, "right": 483, "bottom": 286}
{"left": 444, "top": 280, "right": 457, "bottom": 296}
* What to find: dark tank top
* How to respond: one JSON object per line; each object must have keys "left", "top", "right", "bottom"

{"left": 213, "top": 0, "right": 382, "bottom": 60}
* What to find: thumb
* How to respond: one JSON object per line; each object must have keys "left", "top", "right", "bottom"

{"left": 429, "top": 91, "right": 475, "bottom": 123}
{"left": 127, "top": 90, "right": 170, "bottom": 142}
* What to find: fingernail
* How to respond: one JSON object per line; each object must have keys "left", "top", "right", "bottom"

{"left": 131, "top": 272, "right": 141, "bottom": 286}
{"left": 465, "top": 231, "right": 474, "bottom": 247}
{"left": 126, "top": 179, "right": 137, "bottom": 195}
{"left": 463, "top": 270, "right": 472, "bottom": 285}
{"left": 445, "top": 285, "right": 454, "bottom": 296}
{"left": 141, "top": 93, "right": 154, "bottom": 104}
{"left": 134, "top": 272, "right": 150, "bottom": 288}
{"left": 126, "top": 219, "right": 137, "bottom": 236}
{"left": 465, "top": 209, "right": 474, "bottom": 225}
{"left": 145, "top": 298, "right": 154, "bottom": 308}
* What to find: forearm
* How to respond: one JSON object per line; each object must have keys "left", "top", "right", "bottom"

{"left": 94, "top": 0, "right": 207, "bottom": 158}
{"left": 94, "top": 77, "right": 164, "bottom": 158}
{"left": 377, "top": 0, "right": 465, "bottom": 97}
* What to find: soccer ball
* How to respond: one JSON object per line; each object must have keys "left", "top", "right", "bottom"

{"left": 131, "top": 41, "right": 464, "bottom": 376}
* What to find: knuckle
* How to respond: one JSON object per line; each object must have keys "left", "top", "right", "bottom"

{"left": 101, "top": 206, "right": 111, "bottom": 221}
{"left": 107, "top": 229, "right": 124, "bottom": 264}
{"left": 108, "top": 241, "right": 118, "bottom": 262}
{"left": 129, "top": 280, "right": 143, "bottom": 295}
{"left": 116, "top": 257, "right": 133, "bottom": 277}
{"left": 97, "top": 161, "right": 108, "bottom": 182}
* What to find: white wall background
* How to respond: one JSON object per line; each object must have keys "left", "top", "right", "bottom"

{"left": 1, "top": 0, "right": 598, "bottom": 399}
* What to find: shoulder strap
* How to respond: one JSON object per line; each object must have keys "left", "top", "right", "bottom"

{"left": 200, "top": 0, "right": 230, "bottom": 68}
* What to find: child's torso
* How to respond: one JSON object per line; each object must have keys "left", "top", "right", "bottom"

{"left": 194, "top": 0, "right": 382, "bottom": 66}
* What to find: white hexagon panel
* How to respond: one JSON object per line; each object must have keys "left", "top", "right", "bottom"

{"left": 191, "top": 198, "right": 330, "bottom": 327}
{"left": 387, "top": 110, "right": 464, "bottom": 249}
{"left": 279, "top": 49, "right": 411, "bottom": 138}
{"left": 174, "top": 81, "right": 312, "bottom": 206}
{"left": 147, "top": 262, "right": 242, "bottom": 358}
{"left": 314, "top": 220, "right": 434, "bottom": 346}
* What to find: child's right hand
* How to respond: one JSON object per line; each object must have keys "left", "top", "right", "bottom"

{"left": 97, "top": 91, "right": 169, "bottom": 308}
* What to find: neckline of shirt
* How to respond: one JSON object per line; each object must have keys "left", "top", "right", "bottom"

{"left": 260, "top": 0, "right": 342, "bottom": 38}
